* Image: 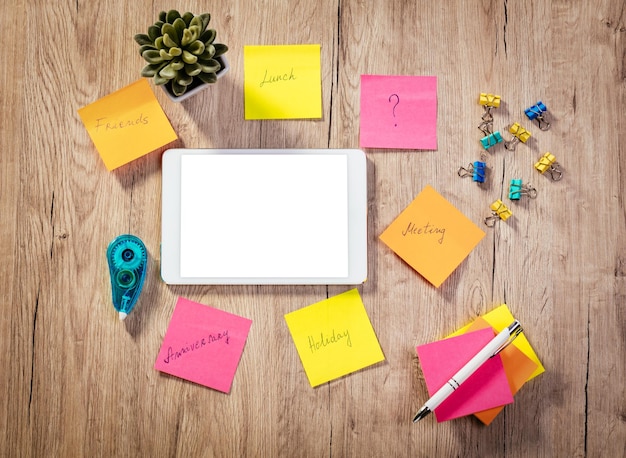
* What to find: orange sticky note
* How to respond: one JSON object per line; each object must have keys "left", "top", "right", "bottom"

{"left": 78, "top": 79, "right": 177, "bottom": 170}
{"left": 464, "top": 318, "right": 538, "bottom": 425}
{"left": 379, "top": 185, "right": 485, "bottom": 287}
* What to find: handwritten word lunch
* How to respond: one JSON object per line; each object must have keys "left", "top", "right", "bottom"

{"left": 402, "top": 221, "right": 446, "bottom": 244}
{"left": 259, "top": 68, "right": 296, "bottom": 87}
{"left": 94, "top": 113, "right": 149, "bottom": 133}
{"left": 163, "top": 330, "right": 230, "bottom": 364}
{"left": 308, "top": 329, "right": 352, "bottom": 353}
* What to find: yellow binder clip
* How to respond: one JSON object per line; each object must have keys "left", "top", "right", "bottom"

{"left": 534, "top": 152, "right": 563, "bottom": 181}
{"left": 504, "top": 122, "right": 531, "bottom": 151}
{"left": 484, "top": 200, "right": 513, "bottom": 227}
{"left": 479, "top": 93, "right": 501, "bottom": 127}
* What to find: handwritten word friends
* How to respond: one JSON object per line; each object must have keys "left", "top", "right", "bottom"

{"left": 95, "top": 113, "right": 149, "bottom": 133}
{"left": 308, "top": 329, "right": 352, "bottom": 353}
{"left": 259, "top": 68, "right": 296, "bottom": 88}
{"left": 402, "top": 221, "right": 446, "bottom": 244}
{"left": 163, "top": 330, "right": 230, "bottom": 364}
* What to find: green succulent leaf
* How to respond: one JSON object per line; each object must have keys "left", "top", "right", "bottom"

{"left": 200, "top": 45, "right": 216, "bottom": 60}
{"left": 172, "top": 17, "right": 186, "bottom": 40}
{"left": 198, "top": 59, "right": 220, "bottom": 73}
{"left": 155, "top": 36, "right": 164, "bottom": 49}
{"left": 166, "top": 9, "right": 181, "bottom": 24}
{"left": 189, "top": 15, "right": 203, "bottom": 29}
{"left": 159, "top": 62, "right": 177, "bottom": 79}
{"left": 182, "top": 50, "right": 198, "bottom": 64}
{"left": 198, "top": 13, "right": 211, "bottom": 31}
{"left": 171, "top": 80, "right": 187, "bottom": 96}
{"left": 197, "top": 72, "right": 217, "bottom": 84}
{"left": 158, "top": 11, "right": 167, "bottom": 22}
{"left": 154, "top": 21, "right": 164, "bottom": 29}
{"left": 182, "top": 12, "right": 194, "bottom": 26}
{"left": 161, "top": 23, "right": 177, "bottom": 41}
{"left": 214, "top": 43, "right": 228, "bottom": 57}
{"left": 200, "top": 28, "right": 216, "bottom": 44}
{"left": 163, "top": 33, "right": 178, "bottom": 48}
{"left": 184, "top": 62, "right": 202, "bottom": 77}
{"left": 134, "top": 33, "right": 152, "bottom": 46}
{"left": 148, "top": 25, "right": 162, "bottom": 42}
{"left": 142, "top": 49, "right": 164, "bottom": 64}
{"left": 170, "top": 59, "right": 184, "bottom": 71}
{"left": 181, "top": 28, "right": 195, "bottom": 47}
{"left": 188, "top": 40, "right": 205, "bottom": 55}
{"left": 169, "top": 47, "right": 182, "bottom": 57}
{"left": 159, "top": 49, "right": 174, "bottom": 61}
{"left": 139, "top": 44, "right": 156, "bottom": 55}
{"left": 141, "top": 62, "right": 167, "bottom": 77}
{"left": 176, "top": 73, "right": 193, "bottom": 86}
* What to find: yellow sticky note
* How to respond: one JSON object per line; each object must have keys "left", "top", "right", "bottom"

{"left": 244, "top": 44, "right": 322, "bottom": 119}
{"left": 78, "top": 79, "right": 177, "bottom": 170}
{"left": 285, "top": 289, "right": 385, "bottom": 387}
{"left": 449, "top": 304, "right": 545, "bottom": 381}
{"left": 379, "top": 185, "right": 485, "bottom": 287}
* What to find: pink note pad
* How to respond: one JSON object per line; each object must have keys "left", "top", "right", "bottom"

{"left": 416, "top": 328, "right": 513, "bottom": 422}
{"left": 360, "top": 75, "right": 437, "bottom": 149}
{"left": 154, "top": 297, "right": 252, "bottom": 393}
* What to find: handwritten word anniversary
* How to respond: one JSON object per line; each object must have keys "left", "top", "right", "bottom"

{"left": 95, "top": 113, "right": 149, "bottom": 133}
{"left": 402, "top": 221, "right": 446, "bottom": 244}
{"left": 308, "top": 329, "right": 352, "bottom": 353}
{"left": 163, "top": 330, "right": 230, "bottom": 364}
{"left": 259, "top": 68, "right": 296, "bottom": 88}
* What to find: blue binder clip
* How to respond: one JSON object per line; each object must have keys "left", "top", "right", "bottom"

{"left": 480, "top": 131, "right": 503, "bottom": 150}
{"left": 508, "top": 179, "right": 537, "bottom": 200}
{"left": 458, "top": 161, "right": 486, "bottom": 183}
{"left": 524, "top": 101, "right": 551, "bottom": 130}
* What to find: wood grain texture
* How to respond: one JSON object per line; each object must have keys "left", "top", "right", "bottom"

{"left": 1, "top": 0, "right": 624, "bottom": 456}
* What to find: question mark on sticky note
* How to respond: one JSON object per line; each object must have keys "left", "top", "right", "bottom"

{"left": 388, "top": 94, "right": 400, "bottom": 127}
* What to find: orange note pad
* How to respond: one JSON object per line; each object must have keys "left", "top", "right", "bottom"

{"left": 78, "top": 79, "right": 177, "bottom": 170}
{"left": 379, "top": 185, "right": 485, "bottom": 287}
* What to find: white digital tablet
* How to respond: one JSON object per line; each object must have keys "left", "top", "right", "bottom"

{"left": 161, "top": 148, "right": 367, "bottom": 285}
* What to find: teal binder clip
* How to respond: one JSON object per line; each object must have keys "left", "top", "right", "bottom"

{"left": 480, "top": 131, "right": 503, "bottom": 150}
{"left": 106, "top": 234, "right": 148, "bottom": 320}
{"left": 508, "top": 179, "right": 537, "bottom": 200}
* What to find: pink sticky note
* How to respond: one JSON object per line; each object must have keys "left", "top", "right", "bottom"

{"left": 416, "top": 328, "right": 513, "bottom": 422}
{"left": 360, "top": 75, "right": 437, "bottom": 149}
{"left": 154, "top": 297, "right": 252, "bottom": 393}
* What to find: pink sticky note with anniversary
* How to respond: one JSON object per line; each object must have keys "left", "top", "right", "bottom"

{"left": 154, "top": 297, "right": 252, "bottom": 393}
{"left": 416, "top": 327, "right": 513, "bottom": 422}
{"left": 360, "top": 75, "right": 437, "bottom": 149}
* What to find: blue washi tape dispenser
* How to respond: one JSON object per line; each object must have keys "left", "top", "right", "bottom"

{"left": 106, "top": 234, "right": 147, "bottom": 320}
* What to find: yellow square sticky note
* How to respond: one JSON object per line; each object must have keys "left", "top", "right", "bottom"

{"left": 449, "top": 304, "right": 545, "bottom": 381}
{"left": 244, "top": 44, "right": 322, "bottom": 119}
{"left": 379, "top": 185, "right": 485, "bottom": 287}
{"left": 285, "top": 289, "right": 385, "bottom": 387}
{"left": 78, "top": 79, "right": 177, "bottom": 170}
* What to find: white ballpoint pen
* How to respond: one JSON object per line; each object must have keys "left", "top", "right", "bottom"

{"left": 413, "top": 320, "right": 523, "bottom": 423}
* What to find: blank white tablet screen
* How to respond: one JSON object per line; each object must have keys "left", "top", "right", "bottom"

{"left": 180, "top": 154, "right": 349, "bottom": 278}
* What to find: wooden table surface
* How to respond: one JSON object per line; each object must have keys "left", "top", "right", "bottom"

{"left": 2, "top": 0, "right": 625, "bottom": 456}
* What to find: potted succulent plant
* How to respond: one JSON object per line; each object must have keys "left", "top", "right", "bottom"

{"left": 134, "top": 10, "right": 229, "bottom": 102}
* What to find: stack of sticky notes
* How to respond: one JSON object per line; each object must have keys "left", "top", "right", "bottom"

{"left": 416, "top": 304, "right": 544, "bottom": 424}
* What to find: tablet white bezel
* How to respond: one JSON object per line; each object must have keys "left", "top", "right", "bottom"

{"left": 161, "top": 148, "right": 367, "bottom": 284}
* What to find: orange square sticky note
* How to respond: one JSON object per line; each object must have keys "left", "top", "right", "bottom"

{"left": 379, "top": 185, "right": 485, "bottom": 287}
{"left": 78, "top": 79, "right": 177, "bottom": 170}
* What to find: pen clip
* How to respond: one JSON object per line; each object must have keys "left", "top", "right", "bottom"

{"left": 492, "top": 320, "right": 523, "bottom": 356}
